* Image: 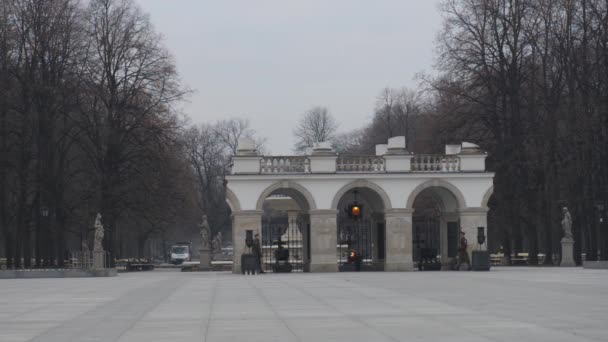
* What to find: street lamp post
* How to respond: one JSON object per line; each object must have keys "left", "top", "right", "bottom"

{"left": 40, "top": 206, "right": 50, "bottom": 267}
{"left": 595, "top": 201, "right": 607, "bottom": 260}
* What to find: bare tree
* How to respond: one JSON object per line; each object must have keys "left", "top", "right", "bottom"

{"left": 215, "top": 118, "right": 267, "bottom": 156}
{"left": 373, "top": 87, "right": 422, "bottom": 149}
{"left": 78, "top": 0, "right": 188, "bottom": 263}
{"left": 184, "top": 124, "right": 230, "bottom": 237}
{"left": 293, "top": 106, "right": 338, "bottom": 153}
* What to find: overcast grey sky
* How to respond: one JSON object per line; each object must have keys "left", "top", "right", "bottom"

{"left": 135, "top": 0, "right": 443, "bottom": 154}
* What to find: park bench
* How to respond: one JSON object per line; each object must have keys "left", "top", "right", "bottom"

{"left": 510, "top": 253, "right": 528, "bottom": 265}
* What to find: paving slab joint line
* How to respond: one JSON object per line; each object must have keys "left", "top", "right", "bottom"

{"left": 202, "top": 274, "right": 219, "bottom": 342}
{"left": 247, "top": 276, "right": 303, "bottom": 342}
{"left": 26, "top": 276, "right": 182, "bottom": 342}
{"left": 284, "top": 277, "right": 401, "bottom": 342}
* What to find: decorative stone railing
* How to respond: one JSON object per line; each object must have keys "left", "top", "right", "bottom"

{"left": 260, "top": 156, "right": 310, "bottom": 174}
{"left": 411, "top": 154, "right": 460, "bottom": 172}
{"left": 252, "top": 154, "right": 467, "bottom": 174}
{"left": 336, "top": 156, "right": 385, "bottom": 172}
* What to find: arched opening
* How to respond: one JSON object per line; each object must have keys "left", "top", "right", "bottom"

{"left": 408, "top": 183, "right": 464, "bottom": 270}
{"left": 256, "top": 182, "right": 314, "bottom": 272}
{"left": 334, "top": 186, "right": 388, "bottom": 271}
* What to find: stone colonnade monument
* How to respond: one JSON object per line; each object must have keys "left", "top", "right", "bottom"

{"left": 225, "top": 136, "right": 495, "bottom": 273}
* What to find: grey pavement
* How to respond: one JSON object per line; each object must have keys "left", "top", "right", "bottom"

{"left": 1, "top": 267, "right": 607, "bottom": 342}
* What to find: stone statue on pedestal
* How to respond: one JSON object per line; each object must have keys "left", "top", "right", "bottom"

{"left": 199, "top": 214, "right": 212, "bottom": 270}
{"left": 200, "top": 215, "right": 211, "bottom": 249}
{"left": 212, "top": 232, "right": 223, "bottom": 255}
{"left": 560, "top": 207, "right": 576, "bottom": 267}
{"left": 92, "top": 213, "right": 106, "bottom": 269}
{"left": 93, "top": 213, "right": 104, "bottom": 252}
{"left": 561, "top": 207, "right": 573, "bottom": 240}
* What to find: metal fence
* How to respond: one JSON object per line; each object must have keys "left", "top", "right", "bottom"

{"left": 261, "top": 217, "right": 304, "bottom": 272}
{"left": 69, "top": 251, "right": 110, "bottom": 269}
{"left": 337, "top": 214, "right": 373, "bottom": 269}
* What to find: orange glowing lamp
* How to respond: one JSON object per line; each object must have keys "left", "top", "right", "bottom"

{"left": 345, "top": 190, "right": 363, "bottom": 219}
{"left": 347, "top": 203, "right": 363, "bottom": 219}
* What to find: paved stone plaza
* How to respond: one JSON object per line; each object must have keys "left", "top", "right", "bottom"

{"left": 1, "top": 268, "right": 607, "bottom": 342}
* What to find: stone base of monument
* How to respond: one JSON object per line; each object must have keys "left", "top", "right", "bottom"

{"left": 560, "top": 238, "right": 576, "bottom": 267}
{"left": 0, "top": 268, "right": 117, "bottom": 279}
{"left": 199, "top": 248, "right": 212, "bottom": 271}
{"left": 93, "top": 250, "right": 106, "bottom": 269}
{"left": 472, "top": 251, "right": 491, "bottom": 271}
{"left": 583, "top": 261, "right": 608, "bottom": 269}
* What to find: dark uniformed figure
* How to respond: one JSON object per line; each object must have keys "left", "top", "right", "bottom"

{"left": 457, "top": 231, "right": 471, "bottom": 270}
{"left": 253, "top": 233, "right": 264, "bottom": 273}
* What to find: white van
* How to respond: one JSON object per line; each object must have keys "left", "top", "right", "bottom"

{"left": 170, "top": 243, "right": 191, "bottom": 264}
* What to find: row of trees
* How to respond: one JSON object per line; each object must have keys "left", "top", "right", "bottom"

{"left": 0, "top": 0, "right": 197, "bottom": 268}
{"left": 429, "top": 0, "right": 608, "bottom": 263}
{"left": 0, "top": 0, "right": 265, "bottom": 268}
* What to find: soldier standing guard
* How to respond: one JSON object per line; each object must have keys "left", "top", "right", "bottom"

{"left": 457, "top": 231, "right": 471, "bottom": 270}
{"left": 253, "top": 233, "right": 264, "bottom": 273}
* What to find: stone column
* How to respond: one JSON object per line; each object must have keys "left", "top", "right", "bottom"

{"left": 309, "top": 209, "right": 338, "bottom": 272}
{"left": 93, "top": 251, "right": 105, "bottom": 269}
{"left": 459, "top": 208, "right": 488, "bottom": 259}
{"left": 440, "top": 213, "right": 458, "bottom": 267}
{"left": 231, "top": 210, "right": 263, "bottom": 274}
{"left": 384, "top": 209, "right": 414, "bottom": 271}
{"left": 300, "top": 214, "right": 311, "bottom": 272}
{"left": 371, "top": 213, "right": 385, "bottom": 269}
{"left": 440, "top": 216, "right": 448, "bottom": 264}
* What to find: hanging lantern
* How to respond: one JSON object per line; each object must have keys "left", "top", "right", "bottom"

{"left": 346, "top": 190, "right": 363, "bottom": 219}
{"left": 348, "top": 203, "right": 362, "bottom": 218}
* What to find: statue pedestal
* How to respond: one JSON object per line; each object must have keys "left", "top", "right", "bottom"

{"left": 199, "top": 248, "right": 211, "bottom": 270}
{"left": 560, "top": 238, "right": 576, "bottom": 267}
{"left": 93, "top": 250, "right": 105, "bottom": 269}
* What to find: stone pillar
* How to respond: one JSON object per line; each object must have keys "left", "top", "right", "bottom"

{"left": 459, "top": 208, "right": 488, "bottom": 259}
{"left": 560, "top": 237, "right": 576, "bottom": 267}
{"left": 309, "top": 209, "right": 338, "bottom": 272}
{"left": 309, "top": 142, "right": 337, "bottom": 173}
{"left": 300, "top": 214, "right": 310, "bottom": 272}
{"left": 440, "top": 213, "right": 458, "bottom": 267}
{"left": 231, "top": 210, "right": 263, "bottom": 274}
{"left": 440, "top": 216, "right": 448, "bottom": 264}
{"left": 199, "top": 247, "right": 211, "bottom": 270}
{"left": 93, "top": 251, "right": 105, "bottom": 269}
{"left": 371, "top": 213, "right": 385, "bottom": 269}
{"left": 384, "top": 209, "right": 414, "bottom": 271}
